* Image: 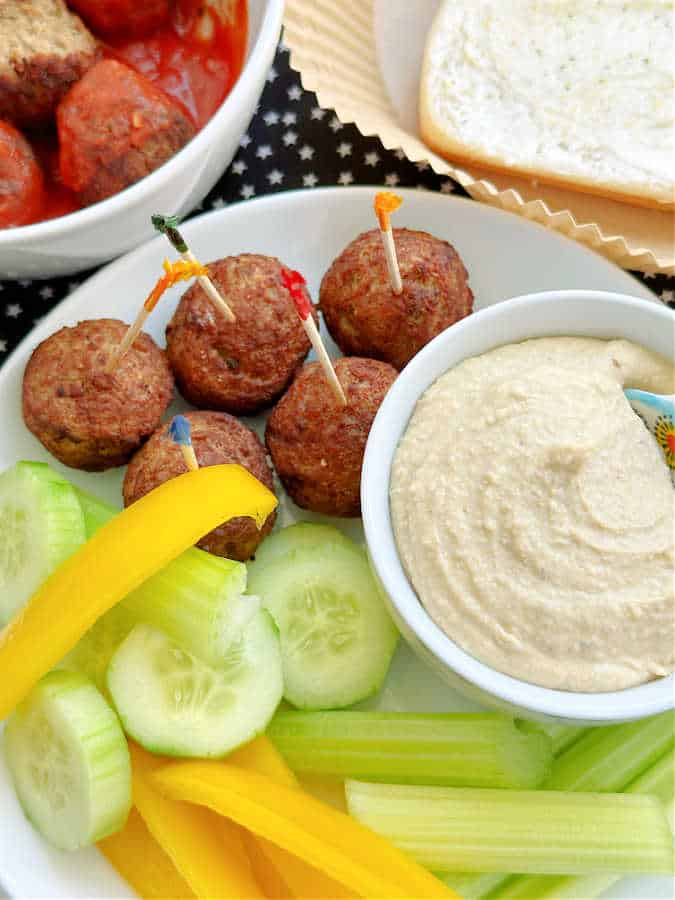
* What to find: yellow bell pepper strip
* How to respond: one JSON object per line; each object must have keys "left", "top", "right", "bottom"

{"left": 0, "top": 465, "right": 276, "bottom": 721}
{"left": 243, "top": 834, "right": 293, "bottom": 899}
{"left": 230, "top": 738, "right": 356, "bottom": 899}
{"left": 130, "top": 742, "right": 265, "bottom": 899}
{"left": 152, "top": 761, "right": 460, "bottom": 900}
{"left": 98, "top": 807, "right": 195, "bottom": 899}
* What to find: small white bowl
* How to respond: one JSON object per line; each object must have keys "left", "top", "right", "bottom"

{"left": 362, "top": 289, "right": 675, "bottom": 724}
{"left": 0, "top": 0, "right": 283, "bottom": 279}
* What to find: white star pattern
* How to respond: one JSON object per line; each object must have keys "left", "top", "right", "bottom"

{"left": 303, "top": 173, "right": 319, "bottom": 187}
{"left": 6, "top": 303, "right": 21, "bottom": 318}
{"left": 266, "top": 67, "right": 278, "bottom": 83}
{"left": 256, "top": 144, "right": 273, "bottom": 159}
{"left": 18, "top": 279, "right": 31, "bottom": 288}
{"left": 40, "top": 286, "right": 54, "bottom": 299}
{"left": 267, "top": 169, "right": 284, "bottom": 185}
{"left": 283, "top": 130, "right": 298, "bottom": 146}
{"left": 364, "top": 151, "right": 380, "bottom": 167}
{"left": 263, "top": 110, "right": 279, "bottom": 126}
{"left": 211, "top": 196, "right": 226, "bottom": 209}
{"left": 298, "top": 144, "right": 314, "bottom": 160}
{"left": 337, "top": 142, "right": 352, "bottom": 158}
{"left": 239, "top": 133, "right": 251, "bottom": 148}
{"left": 416, "top": 160, "right": 430, "bottom": 171}
{"left": 394, "top": 148, "right": 406, "bottom": 160}
{"left": 287, "top": 85, "right": 302, "bottom": 101}
{"left": 311, "top": 107, "right": 326, "bottom": 120}
{"left": 329, "top": 116, "right": 342, "bottom": 132}
{"left": 660, "top": 289, "right": 674, "bottom": 303}
{"left": 338, "top": 171, "right": 354, "bottom": 186}
{"left": 240, "top": 184, "right": 255, "bottom": 199}
{"left": 282, "top": 111, "right": 297, "bottom": 126}
{"left": 385, "top": 173, "right": 400, "bottom": 186}
{"left": 440, "top": 180, "right": 455, "bottom": 194}
{"left": 231, "top": 159, "right": 247, "bottom": 175}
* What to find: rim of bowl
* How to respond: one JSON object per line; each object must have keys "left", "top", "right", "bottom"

{"left": 362, "top": 289, "right": 675, "bottom": 722}
{"left": 0, "top": 0, "right": 284, "bottom": 245}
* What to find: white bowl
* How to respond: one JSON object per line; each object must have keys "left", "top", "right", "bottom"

{"left": 362, "top": 289, "right": 675, "bottom": 724}
{"left": 0, "top": 0, "right": 283, "bottom": 279}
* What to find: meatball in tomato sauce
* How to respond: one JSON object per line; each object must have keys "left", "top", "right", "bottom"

{"left": 0, "top": 121, "right": 44, "bottom": 228}
{"left": 57, "top": 59, "right": 196, "bottom": 206}
{"left": 67, "top": 0, "right": 170, "bottom": 39}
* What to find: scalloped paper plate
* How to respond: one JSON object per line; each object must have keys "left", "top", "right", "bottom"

{"left": 284, "top": 0, "right": 675, "bottom": 275}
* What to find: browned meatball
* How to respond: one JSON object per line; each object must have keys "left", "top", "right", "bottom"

{"left": 166, "top": 255, "right": 313, "bottom": 415}
{"left": 319, "top": 228, "right": 473, "bottom": 370}
{"left": 266, "top": 357, "right": 397, "bottom": 517}
{"left": 22, "top": 319, "right": 174, "bottom": 471}
{"left": 57, "top": 60, "right": 196, "bottom": 206}
{"left": 0, "top": 0, "right": 99, "bottom": 129}
{"left": 123, "top": 411, "right": 276, "bottom": 561}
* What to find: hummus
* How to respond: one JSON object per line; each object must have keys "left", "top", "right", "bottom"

{"left": 390, "top": 338, "right": 675, "bottom": 692}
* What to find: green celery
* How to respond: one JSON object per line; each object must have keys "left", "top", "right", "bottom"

{"left": 268, "top": 711, "right": 553, "bottom": 788}
{"left": 489, "top": 748, "right": 675, "bottom": 899}
{"left": 345, "top": 781, "right": 674, "bottom": 876}
{"left": 517, "top": 721, "right": 586, "bottom": 756}
{"left": 544, "top": 711, "right": 674, "bottom": 791}
{"left": 440, "top": 872, "right": 507, "bottom": 899}
{"left": 66, "top": 489, "right": 254, "bottom": 670}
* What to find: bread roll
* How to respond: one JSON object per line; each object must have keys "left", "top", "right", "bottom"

{"left": 420, "top": 0, "right": 674, "bottom": 209}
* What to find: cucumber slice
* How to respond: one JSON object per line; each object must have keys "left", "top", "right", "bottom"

{"left": 59, "top": 603, "right": 137, "bottom": 694}
{"left": 249, "top": 522, "right": 354, "bottom": 572}
{"left": 248, "top": 539, "right": 399, "bottom": 709}
{"left": 0, "top": 461, "right": 85, "bottom": 626}
{"left": 107, "top": 612, "right": 283, "bottom": 757}
{"left": 3, "top": 670, "right": 131, "bottom": 852}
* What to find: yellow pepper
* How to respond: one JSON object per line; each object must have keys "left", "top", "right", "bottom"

{"left": 230, "top": 738, "right": 356, "bottom": 899}
{"left": 0, "top": 466, "right": 276, "bottom": 720}
{"left": 152, "top": 760, "right": 460, "bottom": 900}
{"left": 130, "top": 742, "right": 264, "bottom": 899}
{"left": 98, "top": 807, "right": 194, "bottom": 899}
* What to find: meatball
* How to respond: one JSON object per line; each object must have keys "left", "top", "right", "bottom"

{"left": 166, "top": 255, "right": 314, "bottom": 415}
{"left": 266, "top": 357, "right": 397, "bottom": 517}
{"left": 22, "top": 319, "right": 174, "bottom": 471}
{"left": 67, "top": 0, "right": 170, "bottom": 39}
{"left": 0, "top": 0, "right": 99, "bottom": 129}
{"left": 319, "top": 228, "right": 473, "bottom": 370}
{"left": 123, "top": 411, "right": 276, "bottom": 561}
{"left": 57, "top": 60, "right": 196, "bottom": 206}
{"left": 0, "top": 120, "right": 44, "bottom": 228}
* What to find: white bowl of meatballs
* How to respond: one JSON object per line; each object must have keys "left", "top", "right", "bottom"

{"left": 0, "top": 0, "right": 283, "bottom": 279}
{"left": 361, "top": 289, "right": 675, "bottom": 725}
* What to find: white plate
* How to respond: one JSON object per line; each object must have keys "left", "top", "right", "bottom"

{"left": 0, "top": 187, "right": 669, "bottom": 900}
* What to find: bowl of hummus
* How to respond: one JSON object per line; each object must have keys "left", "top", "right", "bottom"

{"left": 361, "top": 289, "right": 675, "bottom": 722}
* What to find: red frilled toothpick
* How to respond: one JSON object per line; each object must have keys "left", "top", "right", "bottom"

{"left": 374, "top": 191, "right": 403, "bottom": 294}
{"left": 281, "top": 268, "right": 347, "bottom": 406}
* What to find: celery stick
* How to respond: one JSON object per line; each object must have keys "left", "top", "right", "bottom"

{"left": 544, "top": 710, "right": 674, "bottom": 791}
{"left": 268, "top": 711, "right": 553, "bottom": 788}
{"left": 439, "top": 872, "right": 507, "bottom": 899}
{"left": 517, "top": 721, "right": 586, "bottom": 757}
{"left": 345, "top": 781, "right": 675, "bottom": 875}
{"left": 68, "top": 489, "right": 257, "bottom": 668}
{"left": 489, "top": 748, "right": 675, "bottom": 900}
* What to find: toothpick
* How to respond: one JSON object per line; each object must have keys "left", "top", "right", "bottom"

{"left": 281, "top": 268, "right": 347, "bottom": 406}
{"left": 152, "top": 214, "right": 236, "bottom": 322}
{"left": 105, "top": 258, "right": 209, "bottom": 374}
{"left": 169, "top": 415, "right": 199, "bottom": 472}
{"left": 374, "top": 191, "right": 403, "bottom": 294}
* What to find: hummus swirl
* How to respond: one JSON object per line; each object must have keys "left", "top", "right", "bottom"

{"left": 391, "top": 338, "right": 675, "bottom": 691}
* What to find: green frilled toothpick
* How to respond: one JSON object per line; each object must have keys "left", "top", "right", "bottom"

{"left": 152, "top": 214, "right": 235, "bottom": 322}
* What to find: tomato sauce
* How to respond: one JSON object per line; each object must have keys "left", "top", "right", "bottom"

{"left": 0, "top": 0, "right": 248, "bottom": 229}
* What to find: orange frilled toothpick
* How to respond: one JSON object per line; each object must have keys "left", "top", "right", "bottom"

{"left": 374, "top": 191, "right": 403, "bottom": 294}
{"left": 105, "top": 258, "right": 208, "bottom": 374}
{"left": 281, "top": 268, "right": 347, "bottom": 406}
